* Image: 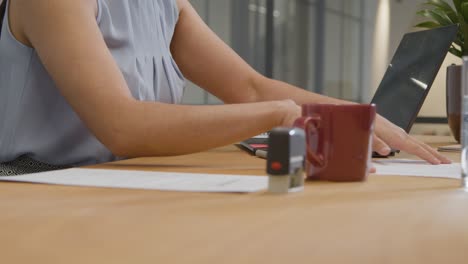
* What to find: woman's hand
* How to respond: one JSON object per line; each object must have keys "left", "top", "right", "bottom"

{"left": 278, "top": 100, "right": 302, "bottom": 126}
{"left": 372, "top": 115, "right": 452, "bottom": 164}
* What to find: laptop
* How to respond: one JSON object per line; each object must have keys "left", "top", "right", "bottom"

{"left": 371, "top": 24, "right": 457, "bottom": 133}
{"left": 240, "top": 24, "right": 458, "bottom": 158}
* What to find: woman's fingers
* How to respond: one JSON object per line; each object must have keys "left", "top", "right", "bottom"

{"left": 374, "top": 115, "right": 451, "bottom": 165}
{"left": 407, "top": 136, "right": 452, "bottom": 164}
{"left": 372, "top": 135, "right": 391, "bottom": 156}
{"left": 397, "top": 135, "right": 442, "bottom": 164}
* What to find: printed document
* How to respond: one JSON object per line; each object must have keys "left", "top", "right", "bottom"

{"left": 0, "top": 168, "right": 268, "bottom": 193}
{"left": 373, "top": 159, "right": 460, "bottom": 179}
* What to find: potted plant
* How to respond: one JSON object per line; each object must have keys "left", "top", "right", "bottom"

{"left": 416, "top": 0, "right": 468, "bottom": 142}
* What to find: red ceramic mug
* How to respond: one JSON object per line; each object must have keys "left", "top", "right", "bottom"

{"left": 294, "top": 104, "right": 376, "bottom": 182}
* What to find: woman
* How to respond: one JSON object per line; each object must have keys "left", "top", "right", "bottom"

{"left": 0, "top": 0, "right": 450, "bottom": 175}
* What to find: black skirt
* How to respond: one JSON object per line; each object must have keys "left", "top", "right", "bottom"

{"left": 0, "top": 156, "right": 69, "bottom": 176}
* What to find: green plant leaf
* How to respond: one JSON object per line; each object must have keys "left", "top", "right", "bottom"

{"left": 416, "top": 1, "right": 466, "bottom": 57}
{"left": 449, "top": 46, "right": 463, "bottom": 57}
{"left": 426, "top": 0, "right": 455, "bottom": 11}
{"left": 424, "top": 0, "right": 458, "bottom": 22}
{"left": 456, "top": 3, "right": 468, "bottom": 55}
{"left": 461, "top": 2, "right": 468, "bottom": 22}
{"left": 454, "top": 38, "right": 464, "bottom": 48}
{"left": 453, "top": 0, "right": 462, "bottom": 14}
{"left": 443, "top": 10, "right": 458, "bottom": 23}
{"left": 417, "top": 9, "right": 454, "bottom": 25}
{"left": 451, "top": 43, "right": 461, "bottom": 50}
{"left": 454, "top": 36, "right": 464, "bottom": 46}
{"left": 415, "top": 21, "right": 441, "bottom": 28}
{"left": 433, "top": 8, "right": 456, "bottom": 24}
{"left": 457, "top": 31, "right": 465, "bottom": 42}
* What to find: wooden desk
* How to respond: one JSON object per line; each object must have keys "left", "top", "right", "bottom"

{"left": 1, "top": 136, "right": 467, "bottom": 264}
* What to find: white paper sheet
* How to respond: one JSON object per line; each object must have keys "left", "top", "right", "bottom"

{"left": 373, "top": 159, "right": 461, "bottom": 179}
{"left": 0, "top": 168, "right": 268, "bottom": 193}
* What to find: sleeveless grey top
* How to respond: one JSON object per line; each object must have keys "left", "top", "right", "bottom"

{"left": 0, "top": 0, "right": 185, "bottom": 166}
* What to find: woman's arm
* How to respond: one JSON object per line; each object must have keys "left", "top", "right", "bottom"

{"left": 13, "top": 0, "right": 299, "bottom": 157}
{"left": 172, "top": 0, "right": 450, "bottom": 164}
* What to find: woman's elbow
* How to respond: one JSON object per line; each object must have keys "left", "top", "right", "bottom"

{"left": 90, "top": 114, "right": 139, "bottom": 158}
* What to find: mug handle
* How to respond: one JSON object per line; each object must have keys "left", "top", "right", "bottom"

{"left": 293, "top": 116, "right": 326, "bottom": 169}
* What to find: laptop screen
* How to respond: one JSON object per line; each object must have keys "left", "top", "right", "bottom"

{"left": 371, "top": 25, "right": 457, "bottom": 132}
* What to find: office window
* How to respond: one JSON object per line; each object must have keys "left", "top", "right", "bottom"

{"left": 182, "top": 0, "right": 377, "bottom": 105}
{"left": 324, "top": 0, "right": 363, "bottom": 101}
{"left": 182, "top": 0, "right": 232, "bottom": 105}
